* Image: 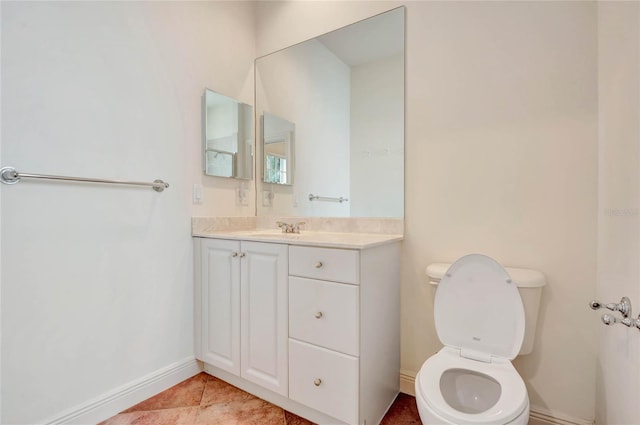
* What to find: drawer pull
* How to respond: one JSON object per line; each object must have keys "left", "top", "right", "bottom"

{"left": 315, "top": 311, "right": 323, "bottom": 319}
{"left": 231, "top": 252, "right": 238, "bottom": 257}
{"left": 315, "top": 261, "right": 323, "bottom": 269}
{"left": 239, "top": 252, "right": 246, "bottom": 258}
{"left": 314, "top": 378, "right": 322, "bottom": 387}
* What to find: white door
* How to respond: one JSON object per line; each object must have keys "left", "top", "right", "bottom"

{"left": 240, "top": 241, "right": 288, "bottom": 396}
{"left": 200, "top": 238, "right": 241, "bottom": 375}
{"left": 597, "top": 3, "right": 640, "bottom": 423}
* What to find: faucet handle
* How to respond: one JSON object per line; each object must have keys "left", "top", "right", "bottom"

{"left": 590, "top": 297, "right": 632, "bottom": 318}
{"left": 601, "top": 313, "right": 640, "bottom": 330}
{"left": 276, "top": 221, "right": 289, "bottom": 233}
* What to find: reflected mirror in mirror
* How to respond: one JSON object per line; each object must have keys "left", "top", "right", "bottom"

{"left": 263, "top": 112, "right": 295, "bottom": 185}
{"left": 203, "top": 89, "right": 253, "bottom": 179}
{"left": 255, "top": 7, "right": 404, "bottom": 218}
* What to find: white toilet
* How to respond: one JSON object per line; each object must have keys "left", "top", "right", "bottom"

{"left": 415, "top": 254, "right": 546, "bottom": 425}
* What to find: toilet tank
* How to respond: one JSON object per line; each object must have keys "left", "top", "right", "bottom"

{"left": 425, "top": 262, "right": 546, "bottom": 355}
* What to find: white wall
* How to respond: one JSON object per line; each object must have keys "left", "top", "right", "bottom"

{"left": 350, "top": 55, "right": 404, "bottom": 217}
{"left": 256, "top": 39, "right": 350, "bottom": 217}
{"left": 256, "top": 1, "right": 598, "bottom": 422}
{"left": 596, "top": 2, "right": 640, "bottom": 424}
{"left": 0, "top": 2, "right": 255, "bottom": 423}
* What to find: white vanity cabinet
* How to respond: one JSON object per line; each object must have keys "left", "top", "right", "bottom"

{"left": 194, "top": 237, "right": 288, "bottom": 396}
{"left": 194, "top": 236, "right": 400, "bottom": 425}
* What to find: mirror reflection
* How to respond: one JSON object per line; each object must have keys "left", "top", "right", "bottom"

{"left": 255, "top": 7, "right": 404, "bottom": 218}
{"left": 263, "top": 112, "right": 295, "bottom": 185}
{"left": 203, "top": 89, "right": 253, "bottom": 180}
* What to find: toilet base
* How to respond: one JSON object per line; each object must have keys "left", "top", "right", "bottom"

{"left": 416, "top": 385, "right": 530, "bottom": 425}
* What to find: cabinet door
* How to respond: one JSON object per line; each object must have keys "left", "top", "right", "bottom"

{"left": 240, "top": 241, "right": 288, "bottom": 396}
{"left": 200, "top": 238, "right": 241, "bottom": 375}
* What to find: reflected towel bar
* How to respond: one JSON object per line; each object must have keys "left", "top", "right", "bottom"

{"left": 308, "top": 193, "right": 349, "bottom": 203}
{"left": 0, "top": 166, "right": 169, "bottom": 192}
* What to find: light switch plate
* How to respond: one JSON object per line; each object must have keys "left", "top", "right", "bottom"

{"left": 262, "top": 190, "right": 272, "bottom": 207}
{"left": 193, "top": 184, "right": 203, "bottom": 204}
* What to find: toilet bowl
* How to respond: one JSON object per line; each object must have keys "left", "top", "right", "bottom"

{"left": 415, "top": 254, "right": 535, "bottom": 425}
{"left": 415, "top": 347, "right": 529, "bottom": 424}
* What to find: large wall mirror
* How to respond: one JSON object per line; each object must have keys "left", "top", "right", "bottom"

{"left": 203, "top": 88, "right": 253, "bottom": 180}
{"left": 255, "top": 7, "right": 405, "bottom": 218}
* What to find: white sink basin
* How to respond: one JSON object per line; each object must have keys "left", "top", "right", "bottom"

{"left": 244, "top": 230, "right": 306, "bottom": 239}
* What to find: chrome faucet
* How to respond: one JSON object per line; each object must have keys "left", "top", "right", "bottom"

{"left": 276, "top": 221, "right": 305, "bottom": 234}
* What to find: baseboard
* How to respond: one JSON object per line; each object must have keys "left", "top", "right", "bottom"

{"left": 43, "top": 356, "right": 201, "bottom": 425}
{"left": 399, "top": 370, "right": 416, "bottom": 396}
{"left": 528, "top": 407, "right": 595, "bottom": 425}
{"left": 398, "top": 371, "right": 594, "bottom": 425}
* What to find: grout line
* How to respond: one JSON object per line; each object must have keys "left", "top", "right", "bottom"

{"left": 198, "top": 373, "right": 208, "bottom": 407}
{"left": 193, "top": 373, "right": 207, "bottom": 425}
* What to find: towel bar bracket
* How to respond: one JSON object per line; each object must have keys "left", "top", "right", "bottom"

{"left": 1, "top": 167, "right": 19, "bottom": 185}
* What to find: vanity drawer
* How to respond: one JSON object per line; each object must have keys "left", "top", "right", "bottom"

{"left": 289, "top": 246, "right": 359, "bottom": 284}
{"left": 289, "top": 277, "right": 359, "bottom": 356}
{"left": 289, "top": 339, "right": 359, "bottom": 425}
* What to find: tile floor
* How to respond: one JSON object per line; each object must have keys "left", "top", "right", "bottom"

{"left": 100, "top": 372, "right": 422, "bottom": 425}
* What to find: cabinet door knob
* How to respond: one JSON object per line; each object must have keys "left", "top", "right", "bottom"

{"left": 314, "top": 261, "right": 323, "bottom": 269}
{"left": 315, "top": 311, "right": 323, "bottom": 319}
{"left": 239, "top": 252, "right": 246, "bottom": 258}
{"left": 231, "top": 252, "right": 238, "bottom": 257}
{"left": 314, "top": 378, "right": 322, "bottom": 387}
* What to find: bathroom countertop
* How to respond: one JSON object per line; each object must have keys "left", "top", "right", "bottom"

{"left": 192, "top": 229, "right": 403, "bottom": 249}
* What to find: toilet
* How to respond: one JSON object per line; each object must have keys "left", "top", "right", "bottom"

{"left": 415, "top": 254, "right": 546, "bottom": 425}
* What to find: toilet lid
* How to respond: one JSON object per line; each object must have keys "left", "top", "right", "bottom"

{"left": 434, "top": 254, "right": 525, "bottom": 360}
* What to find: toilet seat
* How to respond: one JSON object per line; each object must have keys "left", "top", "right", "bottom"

{"left": 434, "top": 254, "right": 525, "bottom": 360}
{"left": 416, "top": 347, "right": 528, "bottom": 425}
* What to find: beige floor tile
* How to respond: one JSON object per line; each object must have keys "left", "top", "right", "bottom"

{"left": 122, "top": 373, "right": 208, "bottom": 413}
{"left": 200, "top": 376, "right": 257, "bottom": 407}
{"left": 101, "top": 407, "right": 198, "bottom": 425}
{"left": 195, "top": 398, "right": 285, "bottom": 425}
